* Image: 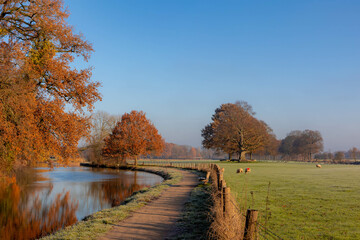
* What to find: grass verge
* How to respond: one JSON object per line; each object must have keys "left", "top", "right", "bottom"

{"left": 42, "top": 167, "right": 182, "bottom": 240}
{"left": 168, "top": 171, "right": 213, "bottom": 240}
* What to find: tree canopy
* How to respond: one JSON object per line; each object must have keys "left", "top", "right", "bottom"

{"left": 0, "top": 0, "right": 101, "bottom": 172}
{"left": 102, "top": 111, "right": 164, "bottom": 166}
{"left": 279, "top": 130, "right": 323, "bottom": 160}
{"left": 202, "top": 102, "right": 271, "bottom": 161}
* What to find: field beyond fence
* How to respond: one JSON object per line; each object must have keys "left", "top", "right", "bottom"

{"left": 137, "top": 160, "right": 283, "bottom": 240}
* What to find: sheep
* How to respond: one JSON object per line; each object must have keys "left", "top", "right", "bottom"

{"left": 236, "top": 168, "right": 243, "bottom": 173}
{"left": 316, "top": 164, "right": 322, "bottom": 168}
{"left": 245, "top": 168, "right": 251, "bottom": 174}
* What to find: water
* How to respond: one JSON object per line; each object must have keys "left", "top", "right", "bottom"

{"left": 0, "top": 166, "right": 163, "bottom": 240}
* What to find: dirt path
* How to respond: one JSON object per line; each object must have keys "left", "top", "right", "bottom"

{"left": 98, "top": 169, "right": 199, "bottom": 240}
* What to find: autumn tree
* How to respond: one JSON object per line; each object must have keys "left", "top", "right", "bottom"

{"left": 202, "top": 102, "right": 270, "bottom": 161}
{"left": 189, "top": 147, "right": 197, "bottom": 158}
{"left": 0, "top": 0, "right": 101, "bottom": 172}
{"left": 102, "top": 111, "right": 164, "bottom": 166}
{"left": 256, "top": 133, "right": 280, "bottom": 160}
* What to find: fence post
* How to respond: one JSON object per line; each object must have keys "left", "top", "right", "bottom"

{"left": 218, "top": 172, "right": 223, "bottom": 190}
{"left": 219, "top": 180, "right": 223, "bottom": 211}
{"left": 205, "top": 171, "right": 210, "bottom": 184}
{"left": 223, "top": 186, "right": 230, "bottom": 217}
{"left": 244, "top": 209, "right": 259, "bottom": 240}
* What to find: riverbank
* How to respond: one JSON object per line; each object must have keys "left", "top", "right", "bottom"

{"left": 98, "top": 169, "right": 199, "bottom": 240}
{"left": 42, "top": 165, "right": 183, "bottom": 240}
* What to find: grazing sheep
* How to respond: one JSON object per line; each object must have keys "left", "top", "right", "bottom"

{"left": 316, "top": 164, "right": 322, "bottom": 168}
{"left": 245, "top": 168, "right": 251, "bottom": 173}
{"left": 236, "top": 168, "right": 243, "bottom": 173}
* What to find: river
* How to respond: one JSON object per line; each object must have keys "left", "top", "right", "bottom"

{"left": 0, "top": 166, "right": 163, "bottom": 239}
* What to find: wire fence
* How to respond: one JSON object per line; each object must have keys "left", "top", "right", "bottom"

{"left": 138, "top": 160, "right": 284, "bottom": 240}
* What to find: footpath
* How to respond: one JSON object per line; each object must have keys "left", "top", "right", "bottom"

{"left": 98, "top": 169, "right": 199, "bottom": 240}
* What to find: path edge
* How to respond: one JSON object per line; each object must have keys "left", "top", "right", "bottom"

{"left": 41, "top": 165, "right": 183, "bottom": 240}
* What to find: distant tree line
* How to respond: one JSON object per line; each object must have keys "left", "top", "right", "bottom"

{"left": 146, "top": 143, "right": 201, "bottom": 159}
{"left": 314, "top": 147, "right": 360, "bottom": 162}
{"left": 201, "top": 101, "right": 326, "bottom": 162}
{"left": 83, "top": 106, "right": 358, "bottom": 164}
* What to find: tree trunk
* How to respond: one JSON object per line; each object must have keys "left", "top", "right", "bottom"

{"left": 239, "top": 151, "right": 247, "bottom": 161}
{"left": 228, "top": 153, "right": 232, "bottom": 161}
{"left": 135, "top": 156, "right": 138, "bottom": 167}
{"left": 249, "top": 152, "right": 253, "bottom": 160}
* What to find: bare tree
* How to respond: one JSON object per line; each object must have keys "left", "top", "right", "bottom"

{"left": 85, "top": 111, "right": 121, "bottom": 164}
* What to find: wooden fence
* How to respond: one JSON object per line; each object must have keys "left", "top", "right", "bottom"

{"left": 138, "top": 161, "right": 261, "bottom": 240}
{"left": 209, "top": 163, "right": 261, "bottom": 240}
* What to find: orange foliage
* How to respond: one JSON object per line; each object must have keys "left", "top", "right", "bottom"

{"left": 0, "top": 0, "right": 101, "bottom": 171}
{"left": 102, "top": 111, "right": 164, "bottom": 165}
{"left": 87, "top": 178, "right": 145, "bottom": 207}
{"left": 0, "top": 177, "right": 78, "bottom": 240}
{"left": 202, "top": 102, "right": 271, "bottom": 160}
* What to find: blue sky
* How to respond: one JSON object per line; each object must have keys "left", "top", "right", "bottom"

{"left": 65, "top": 0, "right": 360, "bottom": 151}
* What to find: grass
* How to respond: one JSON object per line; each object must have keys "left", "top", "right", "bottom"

{"left": 218, "top": 161, "right": 360, "bottom": 240}
{"left": 169, "top": 183, "right": 213, "bottom": 240}
{"left": 41, "top": 167, "right": 182, "bottom": 240}
{"left": 168, "top": 170, "right": 213, "bottom": 240}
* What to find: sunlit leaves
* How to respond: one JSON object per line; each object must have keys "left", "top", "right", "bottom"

{"left": 102, "top": 111, "right": 164, "bottom": 164}
{"left": 0, "top": 0, "right": 101, "bottom": 171}
{"left": 202, "top": 102, "right": 271, "bottom": 160}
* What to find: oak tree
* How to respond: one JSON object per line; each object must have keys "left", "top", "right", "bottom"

{"left": 102, "top": 111, "right": 164, "bottom": 166}
{"left": 202, "top": 102, "right": 270, "bottom": 161}
{"left": 0, "top": 0, "right": 101, "bottom": 172}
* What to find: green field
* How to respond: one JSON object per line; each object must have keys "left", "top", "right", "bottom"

{"left": 218, "top": 162, "right": 360, "bottom": 240}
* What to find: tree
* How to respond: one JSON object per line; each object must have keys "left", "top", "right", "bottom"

{"left": 189, "top": 147, "right": 197, "bottom": 158}
{"left": 279, "top": 130, "right": 323, "bottom": 161}
{"left": 102, "top": 111, "right": 164, "bottom": 166}
{"left": 293, "top": 130, "right": 323, "bottom": 161}
{"left": 257, "top": 133, "right": 280, "bottom": 160}
{"left": 349, "top": 147, "right": 358, "bottom": 161}
{"left": 0, "top": 0, "right": 101, "bottom": 172}
{"left": 202, "top": 102, "right": 270, "bottom": 161}
{"left": 83, "top": 111, "right": 120, "bottom": 164}
{"left": 334, "top": 151, "right": 345, "bottom": 161}
{"left": 279, "top": 131, "right": 302, "bottom": 158}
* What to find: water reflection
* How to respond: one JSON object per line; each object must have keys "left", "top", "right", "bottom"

{"left": 0, "top": 167, "right": 163, "bottom": 240}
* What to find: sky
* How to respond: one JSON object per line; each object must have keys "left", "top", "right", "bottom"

{"left": 64, "top": 0, "right": 360, "bottom": 152}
